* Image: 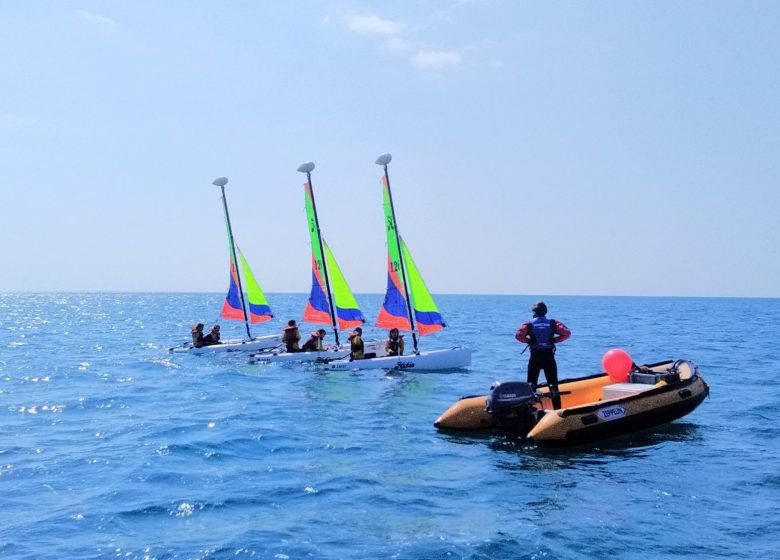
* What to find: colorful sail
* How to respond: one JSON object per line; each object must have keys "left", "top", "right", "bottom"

{"left": 401, "top": 239, "right": 445, "bottom": 335}
{"left": 220, "top": 259, "right": 246, "bottom": 321}
{"left": 376, "top": 176, "right": 445, "bottom": 335}
{"left": 324, "top": 242, "right": 364, "bottom": 329}
{"left": 219, "top": 194, "right": 246, "bottom": 323}
{"left": 304, "top": 256, "right": 331, "bottom": 324}
{"left": 376, "top": 253, "right": 411, "bottom": 330}
{"left": 302, "top": 182, "right": 364, "bottom": 330}
{"left": 220, "top": 252, "right": 273, "bottom": 323}
{"left": 239, "top": 248, "right": 273, "bottom": 323}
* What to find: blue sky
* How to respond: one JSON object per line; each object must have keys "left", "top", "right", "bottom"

{"left": 2, "top": 1, "right": 778, "bottom": 297}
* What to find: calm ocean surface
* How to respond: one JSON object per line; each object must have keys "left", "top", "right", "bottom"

{"left": 1, "top": 293, "right": 779, "bottom": 559}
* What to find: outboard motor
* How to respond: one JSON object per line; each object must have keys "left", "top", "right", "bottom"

{"left": 486, "top": 381, "right": 539, "bottom": 438}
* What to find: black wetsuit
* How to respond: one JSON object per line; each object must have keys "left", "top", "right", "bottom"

{"left": 527, "top": 349, "right": 560, "bottom": 409}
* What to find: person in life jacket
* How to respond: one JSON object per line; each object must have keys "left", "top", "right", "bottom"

{"left": 191, "top": 323, "right": 205, "bottom": 348}
{"left": 282, "top": 320, "right": 301, "bottom": 353}
{"left": 202, "top": 324, "right": 221, "bottom": 346}
{"left": 514, "top": 301, "right": 571, "bottom": 409}
{"left": 348, "top": 327, "right": 365, "bottom": 360}
{"left": 301, "top": 329, "right": 327, "bottom": 352}
{"left": 385, "top": 328, "right": 405, "bottom": 356}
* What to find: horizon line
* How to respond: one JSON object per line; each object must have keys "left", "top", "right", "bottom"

{"left": 1, "top": 291, "right": 778, "bottom": 300}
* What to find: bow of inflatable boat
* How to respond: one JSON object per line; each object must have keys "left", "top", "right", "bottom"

{"left": 434, "top": 395, "right": 495, "bottom": 430}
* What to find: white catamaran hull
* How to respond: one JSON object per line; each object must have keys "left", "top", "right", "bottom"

{"left": 324, "top": 346, "right": 471, "bottom": 371}
{"left": 169, "top": 334, "right": 283, "bottom": 354}
{"left": 248, "top": 340, "right": 386, "bottom": 364}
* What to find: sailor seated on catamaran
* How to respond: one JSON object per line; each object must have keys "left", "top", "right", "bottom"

{"left": 348, "top": 327, "right": 364, "bottom": 360}
{"left": 301, "top": 329, "right": 327, "bottom": 352}
{"left": 385, "top": 328, "right": 405, "bottom": 356}
{"left": 283, "top": 320, "right": 301, "bottom": 353}
{"left": 202, "top": 325, "right": 221, "bottom": 346}
{"left": 191, "top": 323, "right": 205, "bottom": 348}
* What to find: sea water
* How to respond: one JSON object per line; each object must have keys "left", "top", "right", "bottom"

{"left": 1, "top": 293, "right": 778, "bottom": 559}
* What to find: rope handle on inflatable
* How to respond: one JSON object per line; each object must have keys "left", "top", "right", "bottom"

{"left": 669, "top": 359, "right": 686, "bottom": 374}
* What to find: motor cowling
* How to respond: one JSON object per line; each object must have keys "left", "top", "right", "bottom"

{"left": 486, "top": 381, "right": 539, "bottom": 438}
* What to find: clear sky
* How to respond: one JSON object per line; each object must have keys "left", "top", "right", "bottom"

{"left": 2, "top": 1, "right": 778, "bottom": 297}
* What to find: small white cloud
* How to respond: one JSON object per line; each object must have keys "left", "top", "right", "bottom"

{"left": 384, "top": 37, "right": 412, "bottom": 51}
{"left": 79, "top": 10, "right": 117, "bottom": 27}
{"left": 345, "top": 12, "right": 405, "bottom": 36}
{"left": 412, "top": 49, "right": 461, "bottom": 69}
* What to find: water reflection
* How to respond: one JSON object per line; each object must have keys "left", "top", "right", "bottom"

{"left": 299, "top": 369, "right": 365, "bottom": 403}
{"left": 380, "top": 370, "right": 437, "bottom": 399}
{"left": 438, "top": 421, "right": 704, "bottom": 473}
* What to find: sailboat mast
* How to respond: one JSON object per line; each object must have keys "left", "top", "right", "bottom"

{"left": 215, "top": 178, "right": 252, "bottom": 339}
{"left": 377, "top": 154, "right": 419, "bottom": 352}
{"left": 299, "top": 163, "right": 341, "bottom": 347}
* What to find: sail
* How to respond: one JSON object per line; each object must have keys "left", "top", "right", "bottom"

{"left": 238, "top": 248, "right": 273, "bottom": 323}
{"left": 302, "top": 182, "right": 364, "bottom": 330}
{"left": 401, "top": 239, "right": 445, "bottom": 335}
{"left": 220, "top": 259, "right": 246, "bottom": 321}
{"left": 376, "top": 254, "right": 411, "bottom": 331}
{"left": 376, "top": 176, "right": 445, "bottom": 335}
{"left": 219, "top": 195, "right": 246, "bottom": 322}
{"left": 324, "top": 242, "right": 364, "bottom": 329}
{"left": 304, "top": 255, "right": 331, "bottom": 325}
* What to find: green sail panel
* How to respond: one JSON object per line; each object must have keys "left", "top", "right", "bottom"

{"left": 304, "top": 184, "right": 325, "bottom": 270}
{"left": 383, "top": 180, "right": 402, "bottom": 267}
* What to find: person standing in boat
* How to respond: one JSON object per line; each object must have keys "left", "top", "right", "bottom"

{"left": 191, "top": 323, "right": 205, "bottom": 348}
{"left": 301, "top": 329, "right": 327, "bottom": 352}
{"left": 282, "top": 320, "right": 301, "bottom": 353}
{"left": 515, "top": 301, "right": 571, "bottom": 409}
{"left": 202, "top": 324, "right": 221, "bottom": 346}
{"left": 385, "top": 328, "right": 405, "bottom": 356}
{"left": 348, "top": 327, "right": 365, "bottom": 360}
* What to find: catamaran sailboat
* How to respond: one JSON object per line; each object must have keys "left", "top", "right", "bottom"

{"left": 249, "top": 163, "right": 383, "bottom": 364}
{"left": 170, "top": 177, "right": 281, "bottom": 354}
{"left": 325, "top": 154, "right": 471, "bottom": 371}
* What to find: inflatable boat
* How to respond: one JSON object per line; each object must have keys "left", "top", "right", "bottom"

{"left": 434, "top": 360, "right": 709, "bottom": 446}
